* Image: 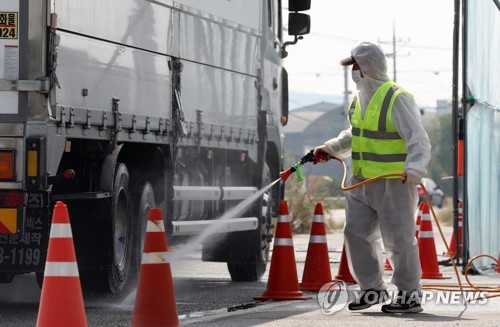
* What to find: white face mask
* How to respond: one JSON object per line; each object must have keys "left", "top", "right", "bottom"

{"left": 351, "top": 70, "right": 362, "bottom": 83}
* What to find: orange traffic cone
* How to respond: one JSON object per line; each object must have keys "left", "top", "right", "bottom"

{"left": 447, "top": 201, "right": 463, "bottom": 258}
{"left": 418, "top": 203, "right": 449, "bottom": 279}
{"left": 255, "top": 200, "right": 311, "bottom": 300}
{"left": 36, "top": 201, "right": 87, "bottom": 327}
{"left": 384, "top": 258, "right": 393, "bottom": 271}
{"left": 132, "top": 208, "right": 179, "bottom": 327}
{"left": 300, "top": 203, "right": 332, "bottom": 291}
{"left": 415, "top": 202, "right": 423, "bottom": 239}
{"left": 334, "top": 245, "right": 357, "bottom": 284}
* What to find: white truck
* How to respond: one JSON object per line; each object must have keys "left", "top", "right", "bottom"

{"left": 0, "top": 0, "right": 310, "bottom": 297}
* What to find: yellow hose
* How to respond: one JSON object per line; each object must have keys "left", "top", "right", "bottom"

{"left": 332, "top": 156, "right": 500, "bottom": 304}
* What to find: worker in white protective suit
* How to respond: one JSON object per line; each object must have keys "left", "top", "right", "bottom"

{"left": 314, "top": 42, "right": 431, "bottom": 314}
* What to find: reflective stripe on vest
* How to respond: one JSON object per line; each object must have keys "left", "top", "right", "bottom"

{"left": 350, "top": 80, "right": 410, "bottom": 178}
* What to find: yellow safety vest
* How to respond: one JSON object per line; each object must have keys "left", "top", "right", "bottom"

{"left": 349, "top": 80, "right": 411, "bottom": 179}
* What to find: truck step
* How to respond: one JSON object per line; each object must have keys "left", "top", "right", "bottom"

{"left": 172, "top": 186, "right": 257, "bottom": 201}
{"left": 171, "top": 217, "right": 258, "bottom": 236}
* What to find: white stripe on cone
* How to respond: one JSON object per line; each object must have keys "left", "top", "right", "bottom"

{"left": 308, "top": 235, "right": 327, "bottom": 243}
{"left": 141, "top": 252, "right": 170, "bottom": 264}
{"left": 277, "top": 215, "right": 291, "bottom": 223}
{"left": 312, "top": 215, "right": 324, "bottom": 223}
{"left": 49, "top": 223, "right": 73, "bottom": 238}
{"left": 44, "top": 262, "right": 79, "bottom": 277}
{"left": 421, "top": 213, "right": 431, "bottom": 221}
{"left": 274, "top": 238, "right": 293, "bottom": 246}
{"left": 146, "top": 220, "right": 165, "bottom": 232}
{"left": 419, "top": 231, "right": 434, "bottom": 238}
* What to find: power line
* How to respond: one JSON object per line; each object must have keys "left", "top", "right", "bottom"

{"left": 308, "top": 31, "right": 453, "bottom": 51}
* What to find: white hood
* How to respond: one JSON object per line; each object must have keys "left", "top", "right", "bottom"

{"left": 350, "top": 42, "right": 390, "bottom": 114}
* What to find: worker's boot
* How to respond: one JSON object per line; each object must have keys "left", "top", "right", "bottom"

{"left": 348, "top": 289, "right": 389, "bottom": 311}
{"left": 381, "top": 290, "right": 423, "bottom": 313}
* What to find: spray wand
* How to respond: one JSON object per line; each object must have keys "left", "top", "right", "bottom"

{"left": 279, "top": 149, "right": 330, "bottom": 182}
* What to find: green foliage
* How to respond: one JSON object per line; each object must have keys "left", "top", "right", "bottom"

{"left": 284, "top": 174, "right": 337, "bottom": 233}
{"left": 425, "top": 114, "right": 453, "bottom": 195}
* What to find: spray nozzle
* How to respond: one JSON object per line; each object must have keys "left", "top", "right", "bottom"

{"left": 279, "top": 167, "right": 295, "bottom": 182}
{"left": 279, "top": 163, "right": 304, "bottom": 183}
{"left": 279, "top": 150, "right": 314, "bottom": 182}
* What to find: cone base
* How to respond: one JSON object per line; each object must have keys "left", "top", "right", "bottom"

{"left": 300, "top": 281, "right": 332, "bottom": 292}
{"left": 37, "top": 277, "right": 87, "bottom": 327}
{"left": 133, "top": 264, "right": 179, "bottom": 327}
{"left": 254, "top": 290, "right": 311, "bottom": 301}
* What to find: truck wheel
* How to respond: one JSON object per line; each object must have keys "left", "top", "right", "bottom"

{"left": 82, "top": 163, "right": 134, "bottom": 298}
{"left": 227, "top": 164, "right": 273, "bottom": 281}
{"left": 105, "top": 163, "right": 134, "bottom": 295}
{"left": 131, "top": 181, "right": 156, "bottom": 279}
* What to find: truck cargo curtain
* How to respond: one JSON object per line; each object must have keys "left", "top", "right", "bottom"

{"left": 466, "top": 0, "right": 500, "bottom": 268}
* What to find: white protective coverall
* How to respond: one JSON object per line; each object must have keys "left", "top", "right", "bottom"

{"left": 321, "top": 42, "right": 431, "bottom": 292}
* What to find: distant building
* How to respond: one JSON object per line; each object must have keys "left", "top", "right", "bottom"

{"left": 420, "top": 99, "right": 450, "bottom": 127}
{"left": 284, "top": 101, "right": 350, "bottom": 179}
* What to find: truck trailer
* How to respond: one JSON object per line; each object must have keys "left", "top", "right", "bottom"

{"left": 0, "top": 0, "right": 310, "bottom": 297}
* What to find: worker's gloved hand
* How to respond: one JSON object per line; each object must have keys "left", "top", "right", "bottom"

{"left": 402, "top": 170, "right": 422, "bottom": 185}
{"left": 313, "top": 146, "right": 330, "bottom": 165}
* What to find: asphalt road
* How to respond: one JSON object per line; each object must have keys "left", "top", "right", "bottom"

{"left": 0, "top": 252, "right": 272, "bottom": 326}
{"left": 0, "top": 221, "right": 457, "bottom": 326}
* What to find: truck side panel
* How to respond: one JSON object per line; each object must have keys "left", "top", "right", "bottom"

{"left": 176, "top": 0, "right": 260, "bottom": 30}
{"left": 56, "top": 32, "right": 170, "bottom": 117}
{"left": 176, "top": 2, "right": 260, "bottom": 129}
{"left": 178, "top": 3, "right": 260, "bottom": 75}
{"left": 54, "top": 0, "right": 173, "bottom": 56}
{"left": 180, "top": 61, "right": 257, "bottom": 127}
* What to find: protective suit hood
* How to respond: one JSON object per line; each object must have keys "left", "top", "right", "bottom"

{"left": 342, "top": 42, "right": 390, "bottom": 113}
{"left": 351, "top": 42, "right": 389, "bottom": 82}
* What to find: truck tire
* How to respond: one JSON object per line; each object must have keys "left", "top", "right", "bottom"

{"left": 82, "top": 163, "right": 134, "bottom": 298}
{"left": 131, "top": 181, "right": 156, "bottom": 279}
{"left": 227, "top": 163, "right": 273, "bottom": 281}
{"left": 106, "top": 163, "right": 134, "bottom": 295}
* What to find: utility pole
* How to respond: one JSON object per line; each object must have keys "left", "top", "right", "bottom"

{"left": 343, "top": 65, "right": 350, "bottom": 108}
{"left": 392, "top": 21, "right": 397, "bottom": 82}
{"left": 379, "top": 21, "right": 409, "bottom": 82}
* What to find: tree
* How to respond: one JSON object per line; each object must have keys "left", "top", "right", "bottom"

{"left": 425, "top": 113, "right": 453, "bottom": 195}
